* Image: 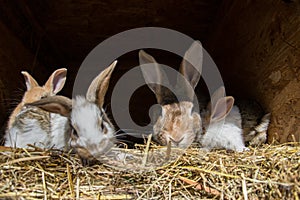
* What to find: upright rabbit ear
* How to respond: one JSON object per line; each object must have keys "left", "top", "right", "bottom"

{"left": 86, "top": 60, "right": 117, "bottom": 108}
{"left": 26, "top": 95, "right": 72, "bottom": 117}
{"left": 21, "top": 71, "right": 39, "bottom": 91}
{"left": 139, "top": 50, "right": 173, "bottom": 105}
{"left": 210, "top": 96, "right": 234, "bottom": 122}
{"left": 209, "top": 86, "right": 225, "bottom": 110}
{"left": 44, "top": 68, "right": 67, "bottom": 95}
{"left": 179, "top": 41, "right": 203, "bottom": 87}
{"left": 178, "top": 41, "right": 203, "bottom": 101}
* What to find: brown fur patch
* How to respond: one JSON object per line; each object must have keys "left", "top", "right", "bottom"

{"left": 156, "top": 101, "right": 197, "bottom": 146}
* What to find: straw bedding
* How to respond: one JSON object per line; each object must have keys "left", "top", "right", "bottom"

{"left": 0, "top": 142, "right": 299, "bottom": 200}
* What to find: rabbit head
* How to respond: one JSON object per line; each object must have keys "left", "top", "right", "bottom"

{"left": 27, "top": 61, "right": 117, "bottom": 164}
{"left": 198, "top": 86, "right": 246, "bottom": 152}
{"left": 139, "top": 41, "right": 203, "bottom": 148}
{"left": 201, "top": 86, "right": 235, "bottom": 130}
{"left": 8, "top": 68, "right": 67, "bottom": 129}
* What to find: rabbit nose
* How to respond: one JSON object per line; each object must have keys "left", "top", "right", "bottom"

{"left": 169, "top": 136, "right": 184, "bottom": 146}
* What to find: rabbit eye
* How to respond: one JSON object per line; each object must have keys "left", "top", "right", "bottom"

{"left": 71, "top": 129, "right": 79, "bottom": 138}
{"left": 101, "top": 122, "right": 108, "bottom": 134}
{"left": 98, "top": 113, "right": 109, "bottom": 134}
{"left": 40, "top": 94, "right": 48, "bottom": 99}
{"left": 71, "top": 124, "right": 79, "bottom": 138}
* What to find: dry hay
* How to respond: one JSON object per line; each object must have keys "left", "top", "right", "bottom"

{"left": 0, "top": 142, "right": 299, "bottom": 200}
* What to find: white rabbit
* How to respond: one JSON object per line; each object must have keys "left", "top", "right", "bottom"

{"left": 5, "top": 68, "right": 70, "bottom": 150}
{"left": 197, "top": 86, "right": 248, "bottom": 152}
{"left": 27, "top": 61, "right": 117, "bottom": 165}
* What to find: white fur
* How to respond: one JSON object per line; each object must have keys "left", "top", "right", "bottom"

{"left": 70, "top": 96, "right": 115, "bottom": 156}
{"left": 5, "top": 107, "right": 69, "bottom": 150}
{"left": 49, "top": 113, "right": 70, "bottom": 149}
{"left": 5, "top": 119, "right": 48, "bottom": 149}
{"left": 198, "top": 106, "right": 247, "bottom": 152}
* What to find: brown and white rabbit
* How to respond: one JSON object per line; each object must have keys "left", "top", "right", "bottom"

{"left": 198, "top": 86, "right": 248, "bottom": 152}
{"left": 4, "top": 68, "right": 70, "bottom": 150}
{"left": 27, "top": 61, "right": 117, "bottom": 165}
{"left": 139, "top": 41, "right": 203, "bottom": 148}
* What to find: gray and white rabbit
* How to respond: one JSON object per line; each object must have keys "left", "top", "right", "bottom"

{"left": 27, "top": 61, "right": 117, "bottom": 164}
{"left": 236, "top": 99, "right": 271, "bottom": 146}
{"left": 4, "top": 68, "right": 70, "bottom": 150}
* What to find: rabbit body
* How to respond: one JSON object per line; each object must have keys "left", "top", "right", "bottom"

{"left": 5, "top": 106, "right": 70, "bottom": 149}
{"left": 236, "top": 99, "right": 270, "bottom": 146}
{"left": 199, "top": 105, "right": 247, "bottom": 152}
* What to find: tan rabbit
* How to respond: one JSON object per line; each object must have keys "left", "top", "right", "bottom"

{"left": 27, "top": 61, "right": 117, "bottom": 165}
{"left": 4, "top": 68, "right": 70, "bottom": 150}
{"left": 139, "top": 41, "right": 203, "bottom": 148}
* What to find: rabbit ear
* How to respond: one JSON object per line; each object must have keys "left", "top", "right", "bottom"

{"left": 210, "top": 96, "right": 234, "bottom": 122}
{"left": 86, "top": 60, "right": 117, "bottom": 108}
{"left": 179, "top": 40, "right": 203, "bottom": 89}
{"left": 27, "top": 95, "right": 72, "bottom": 117}
{"left": 21, "top": 71, "right": 39, "bottom": 91}
{"left": 139, "top": 50, "right": 173, "bottom": 104}
{"left": 210, "top": 86, "right": 225, "bottom": 110}
{"left": 44, "top": 68, "right": 67, "bottom": 95}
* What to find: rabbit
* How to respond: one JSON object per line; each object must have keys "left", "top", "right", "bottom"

{"left": 197, "top": 86, "right": 248, "bottom": 152}
{"left": 27, "top": 61, "right": 117, "bottom": 165}
{"left": 246, "top": 113, "right": 270, "bottom": 146}
{"left": 139, "top": 41, "right": 203, "bottom": 148}
{"left": 4, "top": 68, "right": 70, "bottom": 150}
{"left": 236, "top": 99, "right": 271, "bottom": 146}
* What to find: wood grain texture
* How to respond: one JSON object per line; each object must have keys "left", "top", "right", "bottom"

{"left": 207, "top": 0, "right": 300, "bottom": 143}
